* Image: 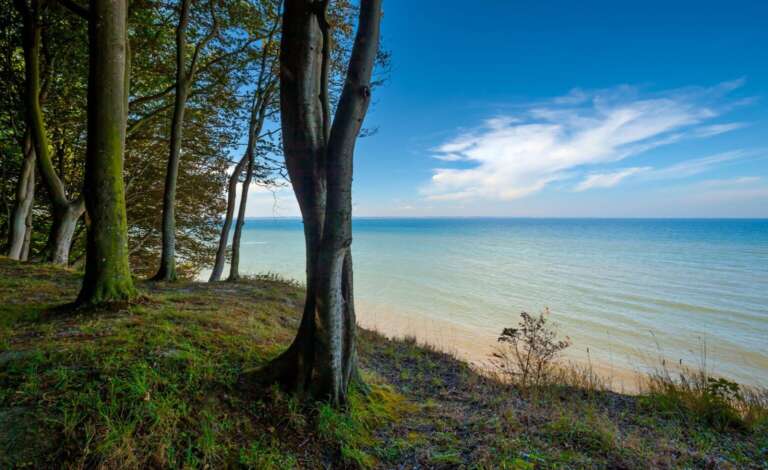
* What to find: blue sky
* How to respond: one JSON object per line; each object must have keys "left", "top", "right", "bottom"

{"left": 246, "top": 0, "right": 768, "bottom": 217}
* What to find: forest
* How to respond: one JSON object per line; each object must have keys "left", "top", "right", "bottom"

{"left": 2, "top": 0, "right": 384, "bottom": 405}
{"left": 1, "top": 0, "right": 767, "bottom": 468}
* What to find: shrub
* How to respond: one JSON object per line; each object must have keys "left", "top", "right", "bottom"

{"left": 491, "top": 309, "right": 571, "bottom": 388}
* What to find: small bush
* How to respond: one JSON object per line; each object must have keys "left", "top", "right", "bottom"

{"left": 491, "top": 309, "right": 571, "bottom": 388}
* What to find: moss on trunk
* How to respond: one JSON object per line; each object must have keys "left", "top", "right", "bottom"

{"left": 76, "top": 0, "right": 136, "bottom": 305}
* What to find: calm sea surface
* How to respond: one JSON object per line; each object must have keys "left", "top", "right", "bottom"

{"left": 208, "top": 218, "right": 768, "bottom": 387}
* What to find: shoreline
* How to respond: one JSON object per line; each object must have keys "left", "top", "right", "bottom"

{"left": 356, "top": 298, "right": 647, "bottom": 393}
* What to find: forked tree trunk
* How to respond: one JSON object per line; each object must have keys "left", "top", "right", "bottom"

{"left": 228, "top": 86, "right": 275, "bottom": 281}
{"left": 75, "top": 0, "right": 136, "bottom": 305}
{"left": 212, "top": 15, "right": 278, "bottom": 283}
{"left": 209, "top": 154, "right": 247, "bottom": 281}
{"left": 45, "top": 202, "right": 85, "bottom": 264}
{"left": 228, "top": 149, "right": 254, "bottom": 281}
{"left": 7, "top": 133, "right": 35, "bottom": 260}
{"left": 14, "top": 0, "right": 84, "bottom": 265}
{"left": 261, "top": 0, "right": 381, "bottom": 406}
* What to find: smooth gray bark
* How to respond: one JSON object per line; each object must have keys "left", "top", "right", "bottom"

{"left": 209, "top": 154, "right": 247, "bottom": 281}
{"left": 228, "top": 148, "right": 253, "bottom": 281}
{"left": 154, "top": 0, "right": 217, "bottom": 281}
{"left": 14, "top": 0, "right": 84, "bottom": 266}
{"left": 7, "top": 133, "right": 35, "bottom": 260}
{"left": 262, "top": 0, "right": 381, "bottom": 406}
{"left": 228, "top": 89, "right": 275, "bottom": 281}
{"left": 213, "top": 14, "right": 278, "bottom": 282}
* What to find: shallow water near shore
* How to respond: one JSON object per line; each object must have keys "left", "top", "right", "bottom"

{"left": 205, "top": 217, "right": 768, "bottom": 389}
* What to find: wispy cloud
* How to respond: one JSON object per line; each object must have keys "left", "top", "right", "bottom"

{"left": 575, "top": 167, "right": 650, "bottom": 191}
{"left": 693, "top": 122, "right": 748, "bottom": 137}
{"left": 647, "top": 150, "right": 753, "bottom": 179}
{"left": 425, "top": 81, "right": 748, "bottom": 201}
{"left": 687, "top": 176, "right": 768, "bottom": 203}
{"left": 575, "top": 150, "right": 761, "bottom": 190}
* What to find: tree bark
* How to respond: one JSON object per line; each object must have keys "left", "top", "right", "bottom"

{"left": 215, "top": 15, "right": 278, "bottom": 283}
{"left": 154, "top": 0, "right": 217, "bottom": 281}
{"left": 45, "top": 201, "right": 85, "bottom": 264}
{"left": 21, "top": 188, "right": 34, "bottom": 261}
{"left": 75, "top": 0, "right": 136, "bottom": 305}
{"left": 14, "top": 0, "right": 84, "bottom": 265}
{"left": 209, "top": 154, "right": 247, "bottom": 281}
{"left": 228, "top": 88, "right": 275, "bottom": 281}
{"left": 7, "top": 133, "right": 35, "bottom": 260}
{"left": 261, "top": 0, "right": 381, "bottom": 406}
{"left": 228, "top": 147, "right": 254, "bottom": 281}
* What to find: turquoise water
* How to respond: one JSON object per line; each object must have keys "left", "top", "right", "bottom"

{"left": 214, "top": 218, "right": 768, "bottom": 387}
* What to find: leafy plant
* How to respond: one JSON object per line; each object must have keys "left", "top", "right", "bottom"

{"left": 491, "top": 309, "right": 571, "bottom": 387}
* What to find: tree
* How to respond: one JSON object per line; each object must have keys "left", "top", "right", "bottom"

{"left": 153, "top": 0, "right": 221, "bottom": 282}
{"left": 262, "top": 0, "right": 381, "bottom": 406}
{"left": 75, "top": 0, "right": 136, "bottom": 305}
{"left": 1, "top": 4, "right": 34, "bottom": 260}
{"left": 123, "top": 0, "right": 242, "bottom": 278}
{"left": 6, "top": 133, "right": 35, "bottom": 260}
{"left": 211, "top": 2, "right": 281, "bottom": 282}
{"left": 13, "top": 0, "right": 85, "bottom": 266}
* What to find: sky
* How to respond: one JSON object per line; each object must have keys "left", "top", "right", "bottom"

{"left": 245, "top": 0, "right": 768, "bottom": 218}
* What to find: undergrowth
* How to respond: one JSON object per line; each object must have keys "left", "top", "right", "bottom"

{"left": 1, "top": 257, "right": 767, "bottom": 469}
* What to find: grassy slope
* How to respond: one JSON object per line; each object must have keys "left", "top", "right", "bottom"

{"left": 0, "top": 257, "right": 765, "bottom": 469}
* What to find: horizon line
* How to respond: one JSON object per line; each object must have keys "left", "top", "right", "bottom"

{"left": 240, "top": 216, "right": 768, "bottom": 220}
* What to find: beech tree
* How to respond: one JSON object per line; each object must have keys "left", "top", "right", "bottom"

{"left": 6, "top": 134, "right": 35, "bottom": 260}
{"left": 262, "top": 0, "right": 381, "bottom": 405}
{"left": 75, "top": 0, "right": 136, "bottom": 304}
{"left": 211, "top": 4, "right": 280, "bottom": 282}
{"left": 152, "top": 0, "right": 221, "bottom": 281}
{"left": 13, "top": 0, "right": 85, "bottom": 266}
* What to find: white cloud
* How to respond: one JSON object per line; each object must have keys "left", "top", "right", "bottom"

{"left": 647, "top": 150, "right": 752, "bottom": 179}
{"left": 575, "top": 167, "right": 650, "bottom": 191}
{"left": 694, "top": 122, "right": 748, "bottom": 137}
{"left": 425, "top": 81, "right": 747, "bottom": 201}
{"left": 571, "top": 150, "right": 760, "bottom": 191}
{"left": 697, "top": 176, "right": 762, "bottom": 187}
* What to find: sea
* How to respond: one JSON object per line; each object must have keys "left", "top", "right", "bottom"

{"left": 204, "top": 218, "right": 768, "bottom": 390}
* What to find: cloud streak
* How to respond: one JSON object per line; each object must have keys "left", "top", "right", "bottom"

{"left": 575, "top": 167, "right": 650, "bottom": 191}
{"left": 425, "top": 81, "right": 747, "bottom": 201}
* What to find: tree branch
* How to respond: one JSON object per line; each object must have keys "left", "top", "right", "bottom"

{"left": 56, "top": 0, "right": 89, "bottom": 20}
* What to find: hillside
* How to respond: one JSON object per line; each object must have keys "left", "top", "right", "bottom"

{"left": 0, "top": 257, "right": 765, "bottom": 469}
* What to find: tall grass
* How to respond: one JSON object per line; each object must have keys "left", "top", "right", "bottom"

{"left": 490, "top": 311, "right": 768, "bottom": 432}
{"left": 640, "top": 340, "right": 768, "bottom": 431}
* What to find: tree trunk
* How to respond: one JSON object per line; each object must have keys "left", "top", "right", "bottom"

{"left": 154, "top": 0, "right": 215, "bottom": 282}
{"left": 21, "top": 187, "right": 34, "bottom": 261}
{"left": 228, "top": 149, "right": 254, "bottom": 282}
{"left": 76, "top": 0, "right": 136, "bottom": 305}
{"left": 212, "top": 17, "right": 277, "bottom": 283}
{"left": 14, "top": 0, "right": 84, "bottom": 266}
{"left": 153, "top": 78, "right": 188, "bottom": 281}
{"left": 45, "top": 200, "right": 85, "bottom": 265}
{"left": 261, "top": 0, "right": 381, "bottom": 406}
{"left": 7, "top": 133, "right": 35, "bottom": 260}
{"left": 228, "top": 87, "right": 274, "bottom": 281}
{"left": 209, "top": 154, "right": 247, "bottom": 281}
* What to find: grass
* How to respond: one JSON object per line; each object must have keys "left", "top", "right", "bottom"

{"left": 0, "top": 256, "right": 766, "bottom": 468}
